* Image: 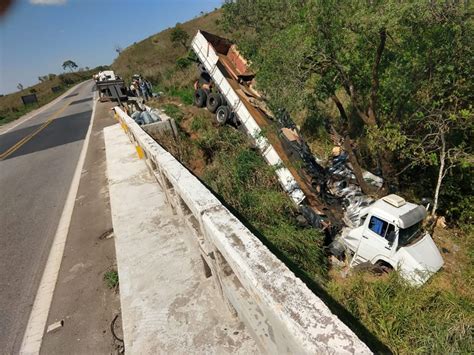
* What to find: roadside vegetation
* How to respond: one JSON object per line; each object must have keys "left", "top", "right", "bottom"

{"left": 113, "top": 2, "right": 473, "bottom": 353}
{"left": 0, "top": 67, "right": 105, "bottom": 126}
{"left": 104, "top": 269, "right": 119, "bottom": 290}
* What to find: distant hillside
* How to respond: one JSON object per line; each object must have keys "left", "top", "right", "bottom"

{"left": 0, "top": 68, "right": 101, "bottom": 126}
{"left": 112, "top": 9, "right": 227, "bottom": 87}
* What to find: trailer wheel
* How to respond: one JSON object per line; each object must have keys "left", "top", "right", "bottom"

{"left": 206, "top": 93, "right": 222, "bottom": 113}
{"left": 216, "top": 105, "right": 231, "bottom": 125}
{"left": 194, "top": 89, "right": 207, "bottom": 107}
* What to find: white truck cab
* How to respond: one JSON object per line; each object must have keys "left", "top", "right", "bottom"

{"left": 96, "top": 70, "right": 116, "bottom": 82}
{"left": 339, "top": 194, "right": 444, "bottom": 285}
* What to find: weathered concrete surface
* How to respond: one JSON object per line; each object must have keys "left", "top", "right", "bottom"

{"left": 104, "top": 123, "right": 258, "bottom": 354}
{"left": 142, "top": 119, "right": 178, "bottom": 138}
{"left": 113, "top": 106, "right": 372, "bottom": 354}
{"left": 40, "top": 101, "right": 121, "bottom": 354}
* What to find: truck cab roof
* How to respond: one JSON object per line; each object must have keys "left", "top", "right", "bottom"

{"left": 361, "top": 194, "right": 427, "bottom": 229}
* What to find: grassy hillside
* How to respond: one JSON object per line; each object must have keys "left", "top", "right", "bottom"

{"left": 112, "top": 9, "right": 226, "bottom": 86}
{"left": 113, "top": 7, "right": 473, "bottom": 354}
{"left": 0, "top": 68, "right": 101, "bottom": 126}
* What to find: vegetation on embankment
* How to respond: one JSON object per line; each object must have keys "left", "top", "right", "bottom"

{"left": 148, "top": 94, "right": 474, "bottom": 355}
{"left": 147, "top": 97, "right": 329, "bottom": 282}
{"left": 113, "top": 2, "right": 473, "bottom": 353}
{"left": 111, "top": 9, "right": 227, "bottom": 86}
{"left": 222, "top": 2, "right": 473, "bottom": 352}
{"left": 0, "top": 68, "right": 104, "bottom": 126}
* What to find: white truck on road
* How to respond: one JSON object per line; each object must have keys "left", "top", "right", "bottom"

{"left": 190, "top": 30, "right": 443, "bottom": 285}
{"left": 96, "top": 70, "right": 116, "bottom": 82}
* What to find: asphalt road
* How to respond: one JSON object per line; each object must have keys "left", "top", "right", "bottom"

{"left": 0, "top": 80, "right": 96, "bottom": 353}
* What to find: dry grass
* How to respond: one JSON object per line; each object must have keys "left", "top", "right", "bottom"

{"left": 328, "top": 226, "right": 474, "bottom": 354}
{"left": 0, "top": 69, "right": 97, "bottom": 126}
{"left": 111, "top": 10, "right": 227, "bottom": 85}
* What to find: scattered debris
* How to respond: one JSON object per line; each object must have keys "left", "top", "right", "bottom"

{"left": 99, "top": 228, "right": 114, "bottom": 240}
{"left": 111, "top": 313, "right": 125, "bottom": 354}
{"left": 329, "top": 255, "right": 345, "bottom": 268}
{"left": 47, "top": 320, "right": 64, "bottom": 333}
{"left": 436, "top": 216, "right": 447, "bottom": 228}
{"left": 189, "top": 30, "right": 444, "bottom": 286}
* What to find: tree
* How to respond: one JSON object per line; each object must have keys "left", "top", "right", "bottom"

{"left": 17, "top": 83, "right": 23, "bottom": 91}
{"left": 62, "top": 60, "right": 78, "bottom": 72}
{"left": 223, "top": 0, "right": 473, "bottom": 204}
{"left": 114, "top": 45, "right": 123, "bottom": 54}
{"left": 170, "top": 24, "right": 189, "bottom": 50}
{"left": 397, "top": 108, "right": 472, "bottom": 218}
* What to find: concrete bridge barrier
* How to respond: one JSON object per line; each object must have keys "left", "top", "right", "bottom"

{"left": 113, "top": 106, "right": 371, "bottom": 354}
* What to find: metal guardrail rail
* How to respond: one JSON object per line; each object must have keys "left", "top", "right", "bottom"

{"left": 112, "top": 106, "right": 371, "bottom": 354}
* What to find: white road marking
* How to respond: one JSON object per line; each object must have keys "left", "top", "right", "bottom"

{"left": 19, "top": 90, "right": 98, "bottom": 355}
{"left": 0, "top": 81, "right": 88, "bottom": 135}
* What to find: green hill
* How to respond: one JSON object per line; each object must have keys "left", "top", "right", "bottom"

{"left": 112, "top": 9, "right": 226, "bottom": 87}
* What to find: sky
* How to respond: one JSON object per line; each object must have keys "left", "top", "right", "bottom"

{"left": 0, "top": 0, "right": 223, "bottom": 94}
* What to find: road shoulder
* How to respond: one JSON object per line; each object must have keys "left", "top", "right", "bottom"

{"left": 40, "top": 101, "right": 122, "bottom": 354}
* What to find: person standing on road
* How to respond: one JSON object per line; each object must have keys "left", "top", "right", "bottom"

{"left": 145, "top": 80, "right": 153, "bottom": 98}
{"left": 139, "top": 78, "right": 150, "bottom": 101}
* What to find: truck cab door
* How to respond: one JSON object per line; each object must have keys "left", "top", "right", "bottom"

{"left": 354, "top": 215, "right": 396, "bottom": 264}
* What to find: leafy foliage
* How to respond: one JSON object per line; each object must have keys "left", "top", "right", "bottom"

{"left": 222, "top": 0, "right": 473, "bottom": 223}
{"left": 220, "top": 1, "right": 473, "bottom": 352}
{"left": 62, "top": 60, "right": 78, "bottom": 72}
{"left": 170, "top": 24, "right": 190, "bottom": 50}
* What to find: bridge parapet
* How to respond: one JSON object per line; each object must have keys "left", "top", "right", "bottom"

{"left": 113, "top": 107, "right": 371, "bottom": 354}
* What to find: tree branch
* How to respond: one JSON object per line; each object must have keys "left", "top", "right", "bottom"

{"left": 367, "top": 28, "right": 386, "bottom": 126}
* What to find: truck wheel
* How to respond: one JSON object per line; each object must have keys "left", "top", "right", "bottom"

{"left": 216, "top": 105, "right": 230, "bottom": 125}
{"left": 194, "top": 89, "right": 207, "bottom": 107}
{"left": 374, "top": 260, "right": 392, "bottom": 274}
{"left": 206, "top": 93, "right": 222, "bottom": 113}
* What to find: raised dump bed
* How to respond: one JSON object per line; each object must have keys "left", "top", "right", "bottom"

{"left": 191, "top": 30, "right": 341, "bottom": 231}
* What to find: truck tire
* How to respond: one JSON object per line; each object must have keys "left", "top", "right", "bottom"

{"left": 373, "top": 260, "right": 393, "bottom": 274}
{"left": 216, "top": 105, "right": 231, "bottom": 125}
{"left": 194, "top": 89, "right": 207, "bottom": 107}
{"left": 206, "top": 93, "right": 222, "bottom": 113}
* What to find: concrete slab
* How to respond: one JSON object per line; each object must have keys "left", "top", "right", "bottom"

{"left": 104, "top": 123, "right": 258, "bottom": 354}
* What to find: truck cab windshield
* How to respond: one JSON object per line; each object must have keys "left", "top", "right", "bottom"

{"left": 398, "top": 221, "right": 422, "bottom": 247}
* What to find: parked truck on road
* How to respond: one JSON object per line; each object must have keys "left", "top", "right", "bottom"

{"left": 190, "top": 30, "right": 443, "bottom": 285}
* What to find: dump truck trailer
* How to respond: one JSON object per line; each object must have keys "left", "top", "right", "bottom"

{"left": 191, "top": 30, "right": 339, "bottom": 230}
{"left": 190, "top": 30, "right": 443, "bottom": 285}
